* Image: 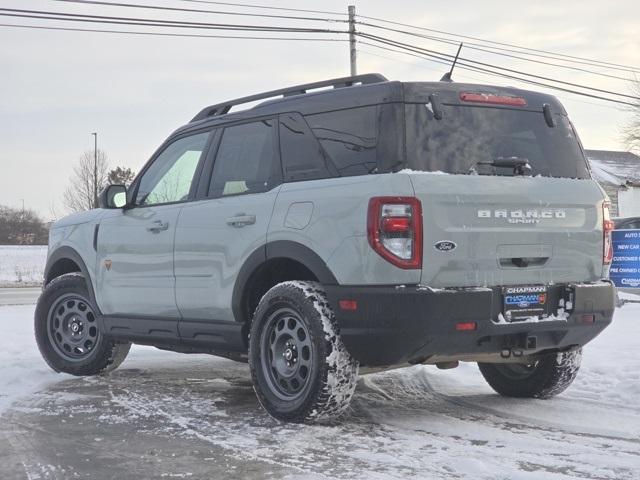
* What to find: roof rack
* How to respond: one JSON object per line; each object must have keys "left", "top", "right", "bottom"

{"left": 190, "top": 73, "right": 388, "bottom": 123}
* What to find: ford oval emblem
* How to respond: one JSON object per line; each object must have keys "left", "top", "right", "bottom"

{"left": 434, "top": 240, "right": 457, "bottom": 252}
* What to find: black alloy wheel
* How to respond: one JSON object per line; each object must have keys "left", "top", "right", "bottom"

{"left": 260, "top": 307, "right": 313, "bottom": 399}
{"left": 47, "top": 294, "right": 100, "bottom": 361}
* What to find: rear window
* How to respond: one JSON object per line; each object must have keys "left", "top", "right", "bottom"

{"left": 405, "top": 104, "right": 590, "bottom": 179}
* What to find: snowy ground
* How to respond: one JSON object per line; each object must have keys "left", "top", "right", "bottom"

{"left": 0, "top": 245, "right": 47, "bottom": 286}
{"left": 1, "top": 299, "right": 639, "bottom": 479}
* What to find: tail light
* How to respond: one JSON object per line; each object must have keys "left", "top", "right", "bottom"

{"left": 603, "top": 201, "right": 614, "bottom": 265}
{"left": 367, "top": 197, "right": 422, "bottom": 269}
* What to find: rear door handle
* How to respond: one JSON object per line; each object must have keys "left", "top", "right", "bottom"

{"left": 226, "top": 214, "right": 256, "bottom": 228}
{"left": 147, "top": 220, "right": 169, "bottom": 233}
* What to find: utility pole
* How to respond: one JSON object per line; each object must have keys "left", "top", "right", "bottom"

{"left": 348, "top": 5, "right": 357, "bottom": 76}
{"left": 91, "top": 132, "right": 98, "bottom": 208}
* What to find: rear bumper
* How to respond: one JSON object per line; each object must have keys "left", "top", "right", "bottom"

{"left": 325, "top": 281, "right": 616, "bottom": 367}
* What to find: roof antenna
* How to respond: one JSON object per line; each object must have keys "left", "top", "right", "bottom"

{"left": 440, "top": 43, "right": 463, "bottom": 82}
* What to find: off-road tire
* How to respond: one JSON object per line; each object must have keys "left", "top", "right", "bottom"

{"left": 35, "top": 273, "right": 131, "bottom": 376}
{"left": 249, "top": 281, "right": 359, "bottom": 423}
{"left": 478, "top": 349, "right": 582, "bottom": 399}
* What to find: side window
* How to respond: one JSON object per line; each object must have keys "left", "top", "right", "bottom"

{"left": 208, "top": 120, "right": 277, "bottom": 197}
{"left": 305, "top": 106, "right": 378, "bottom": 176}
{"left": 279, "top": 113, "right": 334, "bottom": 182}
{"left": 136, "top": 132, "right": 210, "bottom": 206}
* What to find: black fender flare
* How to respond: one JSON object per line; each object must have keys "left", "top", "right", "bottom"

{"left": 231, "top": 240, "right": 338, "bottom": 324}
{"left": 44, "top": 246, "right": 100, "bottom": 313}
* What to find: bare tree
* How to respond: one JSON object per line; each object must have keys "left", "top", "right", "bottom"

{"left": 108, "top": 166, "right": 136, "bottom": 186}
{"left": 63, "top": 150, "right": 109, "bottom": 212}
{"left": 623, "top": 79, "right": 640, "bottom": 155}
{"left": 0, "top": 204, "right": 49, "bottom": 244}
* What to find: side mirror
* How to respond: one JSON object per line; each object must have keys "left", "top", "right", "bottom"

{"left": 99, "top": 184, "right": 128, "bottom": 209}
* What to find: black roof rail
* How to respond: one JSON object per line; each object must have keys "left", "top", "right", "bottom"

{"left": 190, "top": 73, "right": 388, "bottom": 123}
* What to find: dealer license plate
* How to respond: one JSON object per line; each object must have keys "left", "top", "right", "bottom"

{"left": 502, "top": 285, "right": 548, "bottom": 321}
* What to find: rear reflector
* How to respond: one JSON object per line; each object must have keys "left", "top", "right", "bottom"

{"left": 455, "top": 321, "right": 477, "bottom": 331}
{"left": 460, "top": 92, "right": 527, "bottom": 107}
{"left": 603, "top": 201, "right": 614, "bottom": 265}
{"left": 580, "top": 314, "right": 596, "bottom": 324}
{"left": 339, "top": 300, "right": 358, "bottom": 311}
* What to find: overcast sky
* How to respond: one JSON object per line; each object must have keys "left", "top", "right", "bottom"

{"left": 1, "top": 0, "right": 639, "bottom": 220}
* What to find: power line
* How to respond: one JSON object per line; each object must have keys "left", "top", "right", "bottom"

{"left": 0, "top": 9, "right": 347, "bottom": 34}
{"left": 357, "top": 32, "right": 640, "bottom": 102}
{"left": 356, "top": 20, "right": 632, "bottom": 82}
{"left": 361, "top": 34, "right": 638, "bottom": 107}
{"left": 179, "top": 0, "right": 345, "bottom": 17}
{"left": 357, "top": 33, "right": 637, "bottom": 107}
{"left": 18, "top": 4, "right": 629, "bottom": 105}
{"left": 51, "top": 0, "right": 347, "bottom": 23}
{"left": 1, "top": 3, "right": 635, "bottom": 110}
{"left": 359, "top": 40, "right": 452, "bottom": 69}
{"left": 358, "top": 42, "right": 627, "bottom": 112}
{"left": 0, "top": 22, "right": 347, "bottom": 41}
{"left": 356, "top": 13, "right": 640, "bottom": 74}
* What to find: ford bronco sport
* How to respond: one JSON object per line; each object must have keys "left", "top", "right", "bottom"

{"left": 36, "top": 74, "right": 616, "bottom": 422}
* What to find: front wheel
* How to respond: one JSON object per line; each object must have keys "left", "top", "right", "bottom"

{"left": 35, "top": 273, "right": 131, "bottom": 376}
{"left": 249, "top": 281, "right": 359, "bottom": 423}
{"left": 478, "top": 349, "right": 582, "bottom": 399}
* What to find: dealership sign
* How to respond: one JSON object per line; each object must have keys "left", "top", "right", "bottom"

{"left": 609, "top": 229, "right": 640, "bottom": 288}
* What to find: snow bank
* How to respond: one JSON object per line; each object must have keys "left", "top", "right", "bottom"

{"left": 0, "top": 245, "right": 47, "bottom": 286}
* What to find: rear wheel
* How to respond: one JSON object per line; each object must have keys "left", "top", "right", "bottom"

{"left": 478, "top": 349, "right": 582, "bottom": 399}
{"left": 35, "top": 273, "right": 131, "bottom": 376}
{"left": 249, "top": 281, "right": 359, "bottom": 423}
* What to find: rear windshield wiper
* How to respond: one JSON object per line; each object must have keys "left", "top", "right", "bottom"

{"left": 468, "top": 156, "right": 532, "bottom": 176}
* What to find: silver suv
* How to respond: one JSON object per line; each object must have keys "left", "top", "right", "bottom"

{"left": 35, "top": 74, "right": 616, "bottom": 423}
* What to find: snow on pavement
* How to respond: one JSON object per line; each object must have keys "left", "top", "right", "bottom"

{"left": 0, "top": 304, "right": 66, "bottom": 414}
{"left": 1, "top": 299, "right": 639, "bottom": 479}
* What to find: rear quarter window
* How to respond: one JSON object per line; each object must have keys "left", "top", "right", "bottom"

{"left": 279, "top": 113, "right": 335, "bottom": 182}
{"left": 305, "top": 106, "right": 378, "bottom": 177}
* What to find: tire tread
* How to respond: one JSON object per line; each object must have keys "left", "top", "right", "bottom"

{"left": 35, "top": 273, "right": 131, "bottom": 376}
{"left": 249, "top": 281, "right": 359, "bottom": 423}
{"left": 478, "top": 349, "right": 582, "bottom": 399}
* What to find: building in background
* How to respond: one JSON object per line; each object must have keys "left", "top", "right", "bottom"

{"left": 586, "top": 150, "right": 640, "bottom": 218}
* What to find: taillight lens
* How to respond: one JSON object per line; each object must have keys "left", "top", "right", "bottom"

{"left": 603, "top": 202, "right": 614, "bottom": 265}
{"left": 367, "top": 197, "right": 422, "bottom": 269}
